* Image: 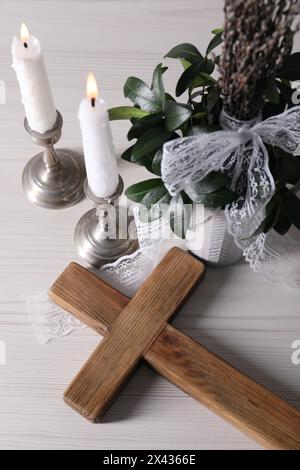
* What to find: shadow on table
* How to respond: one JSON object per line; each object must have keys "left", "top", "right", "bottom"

{"left": 102, "top": 262, "right": 300, "bottom": 423}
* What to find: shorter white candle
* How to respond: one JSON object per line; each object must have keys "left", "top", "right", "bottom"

{"left": 78, "top": 73, "right": 119, "bottom": 198}
{"left": 12, "top": 23, "right": 57, "bottom": 134}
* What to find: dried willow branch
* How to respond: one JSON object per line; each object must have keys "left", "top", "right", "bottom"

{"left": 220, "top": 0, "right": 300, "bottom": 120}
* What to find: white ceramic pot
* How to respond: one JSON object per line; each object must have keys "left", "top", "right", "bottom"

{"left": 186, "top": 207, "right": 242, "bottom": 266}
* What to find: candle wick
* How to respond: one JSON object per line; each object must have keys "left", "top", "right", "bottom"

{"left": 91, "top": 97, "right": 96, "bottom": 108}
{"left": 23, "top": 42, "right": 28, "bottom": 49}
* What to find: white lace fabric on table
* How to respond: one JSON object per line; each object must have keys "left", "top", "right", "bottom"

{"left": 26, "top": 103, "right": 300, "bottom": 343}
{"left": 161, "top": 107, "right": 300, "bottom": 282}
{"left": 25, "top": 290, "right": 87, "bottom": 344}
{"left": 26, "top": 200, "right": 300, "bottom": 344}
{"left": 25, "top": 251, "right": 162, "bottom": 344}
{"left": 256, "top": 226, "right": 300, "bottom": 288}
{"left": 25, "top": 208, "right": 185, "bottom": 344}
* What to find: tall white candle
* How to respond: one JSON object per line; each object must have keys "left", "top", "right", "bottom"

{"left": 12, "top": 23, "right": 57, "bottom": 134}
{"left": 78, "top": 73, "right": 118, "bottom": 198}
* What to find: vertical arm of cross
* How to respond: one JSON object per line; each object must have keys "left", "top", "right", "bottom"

{"left": 64, "top": 248, "right": 204, "bottom": 422}
{"left": 50, "top": 252, "right": 300, "bottom": 449}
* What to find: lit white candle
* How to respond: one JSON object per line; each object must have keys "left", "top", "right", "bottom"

{"left": 78, "top": 73, "right": 118, "bottom": 198}
{"left": 12, "top": 23, "right": 57, "bottom": 134}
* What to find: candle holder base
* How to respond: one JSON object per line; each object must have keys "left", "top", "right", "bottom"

{"left": 23, "top": 111, "right": 86, "bottom": 209}
{"left": 22, "top": 149, "right": 86, "bottom": 210}
{"left": 74, "top": 176, "right": 139, "bottom": 268}
{"left": 74, "top": 208, "right": 138, "bottom": 268}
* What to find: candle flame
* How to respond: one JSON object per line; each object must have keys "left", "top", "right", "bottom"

{"left": 86, "top": 73, "right": 99, "bottom": 100}
{"left": 20, "top": 23, "right": 29, "bottom": 43}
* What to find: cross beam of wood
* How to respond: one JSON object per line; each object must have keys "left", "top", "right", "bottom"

{"left": 49, "top": 248, "right": 300, "bottom": 450}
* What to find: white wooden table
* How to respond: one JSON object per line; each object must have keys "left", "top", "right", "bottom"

{"left": 0, "top": 0, "right": 299, "bottom": 450}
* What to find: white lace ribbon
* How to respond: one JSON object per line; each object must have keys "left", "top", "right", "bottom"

{"left": 25, "top": 108, "right": 300, "bottom": 344}
{"left": 161, "top": 106, "right": 300, "bottom": 273}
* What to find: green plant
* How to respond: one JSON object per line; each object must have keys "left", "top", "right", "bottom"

{"left": 108, "top": 28, "right": 300, "bottom": 238}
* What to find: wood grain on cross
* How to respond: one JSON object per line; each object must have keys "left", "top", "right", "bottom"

{"left": 49, "top": 248, "right": 300, "bottom": 450}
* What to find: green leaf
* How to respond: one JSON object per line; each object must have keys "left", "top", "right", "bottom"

{"left": 141, "top": 185, "right": 171, "bottom": 210}
{"left": 121, "top": 146, "right": 134, "bottom": 162}
{"left": 198, "top": 172, "right": 231, "bottom": 193}
{"left": 131, "top": 127, "right": 174, "bottom": 161}
{"left": 165, "top": 100, "right": 193, "bottom": 132}
{"left": 275, "top": 147, "right": 300, "bottom": 185}
{"left": 207, "top": 86, "right": 219, "bottom": 104}
{"left": 152, "top": 64, "right": 167, "bottom": 109}
{"left": 282, "top": 192, "right": 300, "bottom": 229}
{"left": 184, "top": 172, "right": 236, "bottom": 208}
{"left": 176, "top": 57, "right": 215, "bottom": 96}
{"left": 273, "top": 204, "right": 292, "bottom": 236}
{"left": 138, "top": 154, "right": 157, "bottom": 173}
{"left": 176, "top": 61, "right": 204, "bottom": 96}
{"left": 139, "top": 199, "right": 171, "bottom": 223}
{"left": 278, "top": 52, "right": 300, "bottom": 80}
{"left": 192, "top": 111, "right": 206, "bottom": 120}
{"left": 192, "top": 72, "right": 217, "bottom": 88}
{"left": 169, "top": 195, "right": 191, "bottom": 239}
{"left": 211, "top": 28, "right": 224, "bottom": 35}
{"left": 152, "top": 149, "right": 162, "bottom": 176}
{"left": 108, "top": 106, "right": 150, "bottom": 121}
{"left": 276, "top": 80, "right": 294, "bottom": 105}
{"left": 125, "top": 178, "right": 164, "bottom": 203}
{"left": 134, "top": 180, "right": 171, "bottom": 223}
{"left": 265, "top": 79, "right": 280, "bottom": 105}
{"left": 185, "top": 172, "right": 232, "bottom": 203}
{"left": 213, "top": 54, "right": 221, "bottom": 66}
{"left": 121, "top": 145, "right": 156, "bottom": 173}
{"left": 124, "top": 77, "right": 161, "bottom": 112}
{"left": 204, "top": 59, "right": 215, "bottom": 75}
{"left": 258, "top": 197, "right": 280, "bottom": 234}
{"left": 180, "top": 58, "right": 191, "bottom": 70}
{"left": 205, "top": 88, "right": 221, "bottom": 125}
{"left": 127, "top": 113, "right": 163, "bottom": 140}
{"left": 195, "top": 188, "right": 237, "bottom": 208}
{"left": 165, "top": 92, "right": 176, "bottom": 102}
{"left": 262, "top": 101, "right": 285, "bottom": 120}
{"left": 206, "top": 31, "right": 223, "bottom": 56}
{"left": 164, "top": 43, "right": 204, "bottom": 64}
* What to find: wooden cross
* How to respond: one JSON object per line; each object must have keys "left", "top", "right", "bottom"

{"left": 49, "top": 248, "right": 300, "bottom": 450}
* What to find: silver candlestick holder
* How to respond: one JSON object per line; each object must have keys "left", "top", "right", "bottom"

{"left": 74, "top": 176, "right": 139, "bottom": 268}
{"left": 22, "top": 110, "right": 86, "bottom": 209}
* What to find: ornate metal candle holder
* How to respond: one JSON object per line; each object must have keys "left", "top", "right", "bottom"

{"left": 22, "top": 110, "right": 86, "bottom": 209}
{"left": 74, "top": 176, "right": 139, "bottom": 267}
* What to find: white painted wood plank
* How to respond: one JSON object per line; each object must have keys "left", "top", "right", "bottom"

{"left": 1, "top": 325, "right": 299, "bottom": 450}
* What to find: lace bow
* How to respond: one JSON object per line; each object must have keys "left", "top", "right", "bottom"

{"left": 161, "top": 106, "right": 300, "bottom": 272}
